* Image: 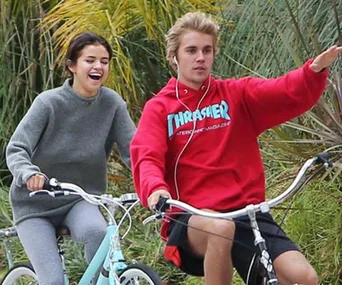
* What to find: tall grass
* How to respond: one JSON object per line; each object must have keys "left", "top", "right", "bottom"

{"left": 0, "top": 0, "right": 60, "bottom": 183}
{"left": 0, "top": 0, "right": 61, "bottom": 276}
{"left": 265, "top": 158, "right": 342, "bottom": 284}
{"left": 0, "top": 0, "right": 60, "bottom": 246}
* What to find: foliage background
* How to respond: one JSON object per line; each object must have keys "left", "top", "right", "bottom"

{"left": 0, "top": 0, "right": 341, "bottom": 284}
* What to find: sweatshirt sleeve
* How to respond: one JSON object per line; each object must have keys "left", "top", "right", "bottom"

{"left": 6, "top": 97, "right": 48, "bottom": 187}
{"left": 130, "top": 100, "right": 169, "bottom": 208}
{"left": 236, "top": 59, "right": 328, "bottom": 135}
{"left": 111, "top": 102, "right": 136, "bottom": 169}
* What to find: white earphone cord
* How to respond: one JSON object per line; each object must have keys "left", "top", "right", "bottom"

{"left": 173, "top": 56, "right": 211, "bottom": 200}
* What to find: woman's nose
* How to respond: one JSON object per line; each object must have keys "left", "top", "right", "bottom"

{"left": 93, "top": 60, "right": 102, "bottom": 68}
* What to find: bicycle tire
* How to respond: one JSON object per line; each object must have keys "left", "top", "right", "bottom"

{"left": 119, "top": 263, "right": 163, "bottom": 285}
{"left": 1, "top": 262, "right": 38, "bottom": 285}
{"left": 246, "top": 255, "right": 266, "bottom": 285}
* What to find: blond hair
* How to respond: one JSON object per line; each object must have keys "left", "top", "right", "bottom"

{"left": 166, "top": 12, "right": 220, "bottom": 69}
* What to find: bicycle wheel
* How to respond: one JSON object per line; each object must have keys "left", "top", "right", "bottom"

{"left": 1, "top": 262, "right": 38, "bottom": 285}
{"left": 119, "top": 263, "right": 163, "bottom": 285}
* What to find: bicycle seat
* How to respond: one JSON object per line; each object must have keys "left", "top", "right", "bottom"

{"left": 56, "top": 226, "right": 70, "bottom": 237}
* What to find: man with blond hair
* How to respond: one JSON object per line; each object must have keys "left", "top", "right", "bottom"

{"left": 131, "top": 12, "right": 342, "bottom": 285}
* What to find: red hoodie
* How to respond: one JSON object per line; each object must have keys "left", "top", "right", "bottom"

{"left": 130, "top": 59, "right": 327, "bottom": 266}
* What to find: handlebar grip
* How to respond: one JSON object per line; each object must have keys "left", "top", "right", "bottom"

{"left": 53, "top": 191, "right": 66, "bottom": 197}
{"left": 315, "top": 152, "right": 332, "bottom": 167}
{"left": 155, "top": 196, "right": 170, "bottom": 212}
{"left": 43, "top": 179, "right": 52, "bottom": 190}
{"left": 43, "top": 178, "right": 61, "bottom": 190}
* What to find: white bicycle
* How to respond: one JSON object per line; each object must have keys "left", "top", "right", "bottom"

{"left": 144, "top": 151, "right": 340, "bottom": 285}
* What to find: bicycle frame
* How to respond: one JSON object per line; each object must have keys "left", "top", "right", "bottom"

{"left": 3, "top": 239, "right": 14, "bottom": 269}
{"left": 246, "top": 205, "right": 277, "bottom": 285}
{"left": 27, "top": 182, "right": 139, "bottom": 285}
{"left": 78, "top": 223, "right": 126, "bottom": 285}
{"left": 0, "top": 229, "right": 16, "bottom": 269}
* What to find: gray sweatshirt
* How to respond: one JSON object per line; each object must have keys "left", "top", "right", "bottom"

{"left": 6, "top": 79, "right": 136, "bottom": 224}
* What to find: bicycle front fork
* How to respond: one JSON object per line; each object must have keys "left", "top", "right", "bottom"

{"left": 246, "top": 206, "right": 279, "bottom": 285}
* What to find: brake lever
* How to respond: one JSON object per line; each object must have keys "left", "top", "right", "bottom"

{"left": 29, "top": 190, "right": 55, "bottom": 197}
{"left": 29, "top": 190, "right": 67, "bottom": 197}
{"left": 142, "top": 213, "right": 164, "bottom": 226}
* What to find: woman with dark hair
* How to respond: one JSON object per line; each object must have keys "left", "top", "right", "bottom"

{"left": 6, "top": 32, "right": 136, "bottom": 285}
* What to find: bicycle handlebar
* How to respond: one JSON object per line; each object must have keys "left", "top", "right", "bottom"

{"left": 28, "top": 178, "right": 140, "bottom": 239}
{"left": 29, "top": 178, "right": 139, "bottom": 205}
{"left": 143, "top": 152, "right": 334, "bottom": 225}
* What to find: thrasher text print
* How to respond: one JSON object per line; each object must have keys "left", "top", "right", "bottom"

{"left": 167, "top": 100, "right": 231, "bottom": 137}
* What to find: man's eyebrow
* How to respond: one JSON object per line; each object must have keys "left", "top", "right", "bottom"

{"left": 184, "top": 45, "right": 213, "bottom": 49}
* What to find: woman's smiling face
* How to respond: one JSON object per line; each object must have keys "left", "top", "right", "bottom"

{"left": 68, "top": 44, "right": 110, "bottom": 97}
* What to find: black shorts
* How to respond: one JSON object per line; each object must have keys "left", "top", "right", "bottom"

{"left": 166, "top": 212, "right": 298, "bottom": 283}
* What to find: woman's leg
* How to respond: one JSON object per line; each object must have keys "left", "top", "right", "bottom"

{"left": 62, "top": 200, "right": 107, "bottom": 263}
{"left": 17, "top": 217, "right": 64, "bottom": 285}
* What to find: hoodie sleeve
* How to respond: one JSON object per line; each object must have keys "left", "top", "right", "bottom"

{"left": 235, "top": 59, "right": 328, "bottom": 135}
{"left": 130, "top": 99, "right": 169, "bottom": 208}
{"left": 6, "top": 97, "right": 48, "bottom": 187}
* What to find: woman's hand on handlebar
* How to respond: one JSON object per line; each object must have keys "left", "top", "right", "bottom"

{"left": 147, "top": 189, "right": 171, "bottom": 211}
{"left": 26, "top": 174, "right": 46, "bottom": 191}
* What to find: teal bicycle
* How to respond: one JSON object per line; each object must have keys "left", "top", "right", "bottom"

{"left": 1, "top": 178, "right": 163, "bottom": 285}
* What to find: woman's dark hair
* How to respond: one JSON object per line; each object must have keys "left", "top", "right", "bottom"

{"left": 64, "top": 32, "right": 113, "bottom": 76}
